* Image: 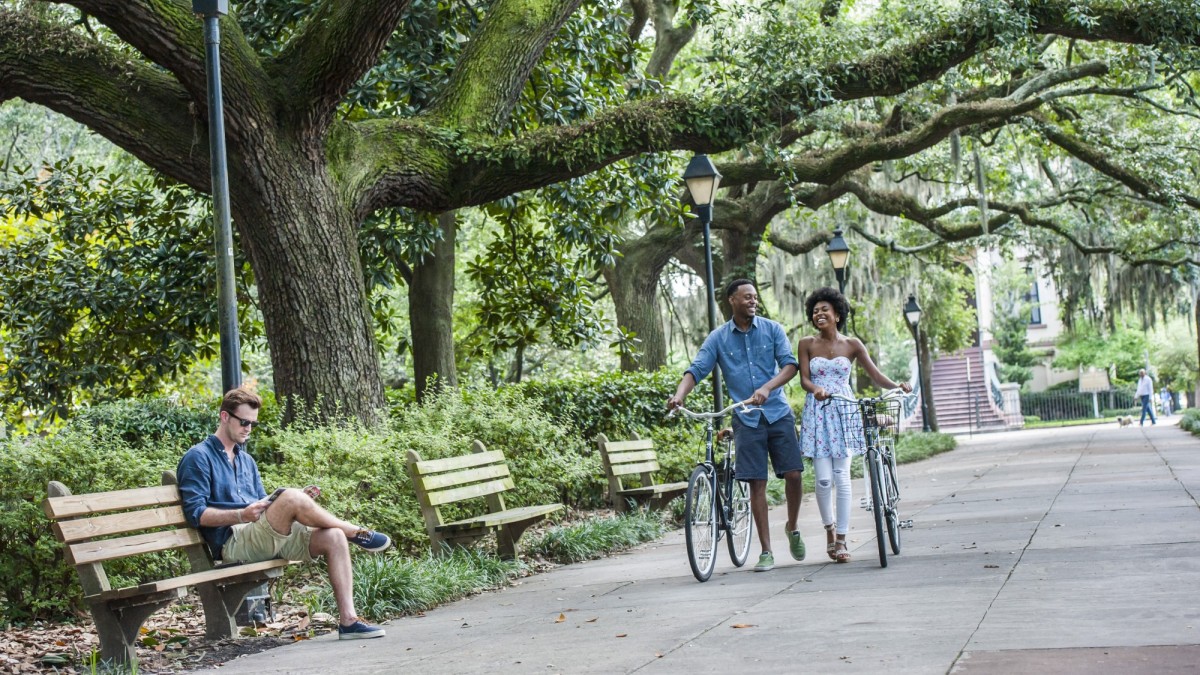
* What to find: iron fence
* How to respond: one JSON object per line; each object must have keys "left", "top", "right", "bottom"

{"left": 1019, "top": 390, "right": 1137, "bottom": 423}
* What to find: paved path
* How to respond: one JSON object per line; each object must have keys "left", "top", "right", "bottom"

{"left": 209, "top": 423, "right": 1200, "bottom": 674}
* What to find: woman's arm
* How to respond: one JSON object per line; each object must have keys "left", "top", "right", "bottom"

{"left": 797, "top": 337, "right": 827, "bottom": 399}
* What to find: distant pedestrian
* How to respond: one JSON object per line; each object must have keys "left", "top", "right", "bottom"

{"left": 1160, "top": 386, "right": 1173, "bottom": 416}
{"left": 1136, "top": 369, "right": 1156, "bottom": 426}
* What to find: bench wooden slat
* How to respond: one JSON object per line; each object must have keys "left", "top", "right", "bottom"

{"left": 426, "top": 477, "right": 515, "bottom": 506}
{"left": 439, "top": 503, "right": 563, "bottom": 531}
{"left": 608, "top": 449, "right": 659, "bottom": 463}
{"left": 44, "top": 485, "right": 181, "bottom": 519}
{"left": 411, "top": 450, "right": 508, "bottom": 475}
{"left": 603, "top": 440, "right": 655, "bottom": 452}
{"left": 68, "top": 527, "right": 203, "bottom": 566}
{"left": 617, "top": 482, "right": 687, "bottom": 497}
{"left": 86, "top": 559, "right": 292, "bottom": 603}
{"left": 54, "top": 505, "right": 189, "bottom": 544}
{"left": 609, "top": 460, "right": 660, "bottom": 477}
{"left": 418, "top": 463, "right": 510, "bottom": 491}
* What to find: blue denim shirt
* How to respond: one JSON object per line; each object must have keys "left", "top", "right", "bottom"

{"left": 177, "top": 434, "right": 267, "bottom": 559}
{"left": 685, "top": 316, "right": 798, "bottom": 428}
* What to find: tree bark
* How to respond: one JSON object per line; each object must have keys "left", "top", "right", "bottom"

{"left": 232, "top": 162, "right": 385, "bottom": 424}
{"left": 919, "top": 329, "right": 939, "bottom": 432}
{"left": 411, "top": 211, "right": 459, "bottom": 400}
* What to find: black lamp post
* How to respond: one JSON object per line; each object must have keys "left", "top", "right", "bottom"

{"left": 682, "top": 154, "right": 724, "bottom": 413}
{"left": 904, "top": 293, "right": 931, "bottom": 432}
{"left": 826, "top": 228, "right": 850, "bottom": 294}
{"left": 194, "top": 0, "right": 241, "bottom": 393}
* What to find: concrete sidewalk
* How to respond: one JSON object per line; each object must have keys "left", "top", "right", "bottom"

{"left": 208, "top": 423, "right": 1200, "bottom": 674}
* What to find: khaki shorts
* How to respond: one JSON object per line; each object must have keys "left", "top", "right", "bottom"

{"left": 222, "top": 518, "right": 314, "bottom": 564}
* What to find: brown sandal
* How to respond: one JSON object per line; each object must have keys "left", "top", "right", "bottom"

{"left": 825, "top": 524, "right": 837, "bottom": 561}
{"left": 834, "top": 539, "right": 851, "bottom": 563}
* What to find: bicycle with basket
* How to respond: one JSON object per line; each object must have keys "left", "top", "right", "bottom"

{"left": 669, "top": 399, "right": 758, "bottom": 582}
{"left": 825, "top": 388, "right": 915, "bottom": 568}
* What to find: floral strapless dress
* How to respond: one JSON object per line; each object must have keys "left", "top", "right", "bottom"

{"left": 800, "top": 356, "right": 864, "bottom": 458}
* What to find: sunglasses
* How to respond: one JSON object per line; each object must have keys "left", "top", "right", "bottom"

{"left": 227, "top": 411, "right": 262, "bottom": 429}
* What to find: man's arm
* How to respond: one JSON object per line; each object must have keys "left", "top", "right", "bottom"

{"left": 668, "top": 372, "right": 698, "bottom": 410}
{"left": 669, "top": 331, "right": 720, "bottom": 409}
{"left": 177, "top": 450, "right": 266, "bottom": 527}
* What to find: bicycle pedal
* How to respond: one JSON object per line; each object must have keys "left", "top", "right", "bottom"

{"left": 899, "top": 520, "right": 914, "bottom": 529}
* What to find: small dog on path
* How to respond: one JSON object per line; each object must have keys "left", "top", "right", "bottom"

{"left": 1117, "top": 416, "right": 1133, "bottom": 428}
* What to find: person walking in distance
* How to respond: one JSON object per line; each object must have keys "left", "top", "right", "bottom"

{"left": 177, "top": 387, "right": 393, "bottom": 640}
{"left": 1136, "top": 369, "right": 1157, "bottom": 426}
{"left": 796, "top": 287, "right": 911, "bottom": 564}
{"left": 668, "top": 279, "right": 806, "bottom": 572}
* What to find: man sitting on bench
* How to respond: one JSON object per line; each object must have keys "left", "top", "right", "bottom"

{"left": 177, "top": 386, "right": 393, "bottom": 640}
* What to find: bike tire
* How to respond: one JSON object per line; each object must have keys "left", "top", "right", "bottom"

{"left": 868, "top": 450, "right": 888, "bottom": 568}
{"left": 725, "top": 474, "right": 754, "bottom": 567}
{"left": 883, "top": 443, "right": 901, "bottom": 555}
{"left": 685, "top": 465, "right": 719, "bottom": 582}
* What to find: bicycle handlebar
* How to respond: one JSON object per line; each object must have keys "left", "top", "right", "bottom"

{"left": 669, "top": 398, "right": 759, "bottom": 420}
{"left": 824, "top": 388, "right": 914, "bottom": 405}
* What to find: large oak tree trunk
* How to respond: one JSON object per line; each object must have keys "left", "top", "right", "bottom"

{"left": 410, "top": 211, "right": 458, "bottom": 400}
{"left": 604, "top": 262, "right": 666, "bottom": 371}
{"left": 233, "top": 162, "right": 385, "bottom": 424}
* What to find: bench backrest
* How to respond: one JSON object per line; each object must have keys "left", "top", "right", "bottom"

{"left": 596, "top": 432, "right": 661, "bottom": 493}
{"left": 406, "top": 440, "right": 513, "bottom": 527}
{"left": 44, "top": 471, "right": 213, "bottom": 598}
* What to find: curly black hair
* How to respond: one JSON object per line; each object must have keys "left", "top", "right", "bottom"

{"left": 804, "top": 286, "right": 850, "bottom": 332}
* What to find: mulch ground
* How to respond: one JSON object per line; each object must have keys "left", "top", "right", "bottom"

{"left": 0, "top": 596, "right": 333, "bottom": 674}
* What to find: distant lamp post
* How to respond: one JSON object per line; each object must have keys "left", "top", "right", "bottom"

{"left": 826, "top": 228, "right": 850, "bottom": 294}
{"left": 194, "top": 0, "right": 241, "bottom": 394}
{"left": 682, "top": 154, "right": 724, "bottom": 413}
{"left": 904, "top": 293, "right": 931, "bottom": 432}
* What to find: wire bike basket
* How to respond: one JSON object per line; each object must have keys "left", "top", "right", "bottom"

{"left": 828, "top": 396, "right": 902, "bottom": 450}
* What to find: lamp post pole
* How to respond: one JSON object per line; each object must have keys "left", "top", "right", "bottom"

{"left": 683, "top": 155, "right": 724, "bottom": 414}
{"left": 194, "top": 0, "right": 241, "bottom": 393}
{"left": 905, "top": 294, "right": 930, "bottom": 432}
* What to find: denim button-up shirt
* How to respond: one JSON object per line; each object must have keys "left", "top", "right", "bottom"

{"left": 685, "top": 316, "right": 799, "bottom": 428}
{"left": 177, "top": 434, "right": 266, "bottom": 559}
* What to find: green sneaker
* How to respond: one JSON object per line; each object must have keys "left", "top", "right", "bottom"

{"left": 754, "top": 551, "right": 775, "bottom": 572}
{"left": 786, "top": 528, "right": 806, "bottom": 561}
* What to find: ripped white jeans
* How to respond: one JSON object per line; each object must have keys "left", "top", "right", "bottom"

{"left": 813, "top": 455, "right": 852, "bottom": 535}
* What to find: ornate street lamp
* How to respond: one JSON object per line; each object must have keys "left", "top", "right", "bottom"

{"left": 904, "top": 293, "right": 931, "bottom": 432}
{"left": 826, "top": 228, "right": 850, "bottom": 294}
{"left": 682, "top": 154, "right": 723, "bottom": 413}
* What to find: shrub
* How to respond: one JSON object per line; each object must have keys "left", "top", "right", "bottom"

{"left": 1181, "top": 409, "right": 1200, "bottom": 435}
{"left": 516, "top": 368, "right": 711, "bottom": 442}
{"left": 1022, "top": 415, "right": 1041, "bottom": 424}
{"left": 0, "top": 430, "right": 182, "bottom": 622}
{"left": 525, "top": 511, "right": 669, "bottom": 563}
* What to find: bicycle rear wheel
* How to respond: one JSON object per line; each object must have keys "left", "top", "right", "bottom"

{"left": 867, "top": 449, "right": 888, "bottom": 568}
{"left": 725, "top": 473, "right": 753, "bottom": 566}
{"left": 883, "top": 442, "right": 901, "bottom": 555}
{"left": 685, "top": 465, "right": 719, "bottom": 582}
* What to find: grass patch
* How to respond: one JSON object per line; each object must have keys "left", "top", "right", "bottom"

{"left": 1022, "top": 417, "right": 1122, "bottom": 429}
{"left": 310, "top": 548, "right": 524, "bottom": 620}
{"left": 525, "top": 510, "right": 670, "bottom": 563}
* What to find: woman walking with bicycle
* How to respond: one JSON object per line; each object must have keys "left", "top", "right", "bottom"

{"left": 797, "top": 287, "right": 910, "bottom": 564}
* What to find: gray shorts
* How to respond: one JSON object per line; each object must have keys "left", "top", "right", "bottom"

{"left": 732, "top": 411, "right": 804, "bottom": 480}
{"left": 222, "top": 518, "right": 314, "bottom": 564}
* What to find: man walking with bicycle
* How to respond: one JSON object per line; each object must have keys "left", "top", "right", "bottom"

{"left": 668, "top": 279, "right": 806, "bottom": 571}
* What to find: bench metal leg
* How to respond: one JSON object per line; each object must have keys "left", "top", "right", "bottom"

{"left": 496, "top": 518, "right": 545, "bottom": 560}
{"left": 90, "top": 597, "right": 175, "bottom": 665}
{"left": 197, "top": 579, "right": 271, "bottom": 641}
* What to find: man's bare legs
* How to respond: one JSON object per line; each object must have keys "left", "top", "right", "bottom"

{"left": 782, "top": 469, "right": 803, "bottom": 532}
{"left": 263, "top": 489, "right": 369, "bottom": 626}
{"left": 749, "top": 479, "right": 771, "bottom": 553}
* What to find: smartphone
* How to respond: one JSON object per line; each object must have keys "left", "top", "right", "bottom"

{"left": 265, "top": 487, "right": 286, "bottom": 503}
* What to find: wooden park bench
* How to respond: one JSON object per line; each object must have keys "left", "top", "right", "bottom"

{"left": 597, "top": 433, "right": 687, "bottom": 513}
{"left": 44, "top": 472, "right": 293, "bottom": 665}
{"left": 406, "top": 441, "right": 563, "bottom": 559}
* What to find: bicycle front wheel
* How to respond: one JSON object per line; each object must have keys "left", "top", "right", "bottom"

{"left": 725, "top": 475, "right": 754, "bottom": 566}
{"left": 867, "top": 449, "right": 888, "bottom": 568}
{"left": 685, "top": 465, "right": 719, "bottom": 582}
{"left": 883, "top": 442, "right": 901, "bottom": 555}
